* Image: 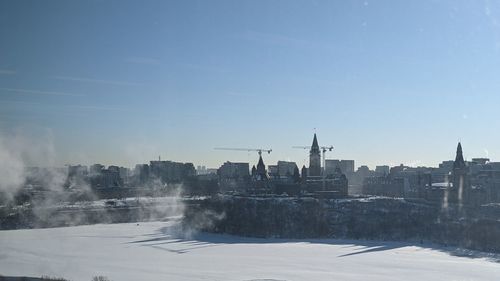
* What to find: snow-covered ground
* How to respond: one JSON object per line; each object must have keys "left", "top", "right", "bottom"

{"left": 1, "top": 220, "right": 500, "bottom": 281}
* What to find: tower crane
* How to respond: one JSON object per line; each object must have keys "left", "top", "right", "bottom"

{"left": 293, "top": 145, "right": 334, "bottom": 172}
{"left": 293, "top": 145, "right": 334, "bottom": 190}
{"left": 214, "top": 147, "right": 272, "bottom": 177}
{"left": 214, "top": 147, "right": 272, "bottom": 157}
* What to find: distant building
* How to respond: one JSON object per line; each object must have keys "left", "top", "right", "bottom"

{"left": 108, "top": 165, "right": 120, "bottom": 174}
{"left": 301, "top": 165, "right": 308, "bottom": 182}
{"left": 89, "top": 165, "right": 123, "bottom": 189}
{"left": 489, "top": 162, "right": 500, "bottom": 170}
{"left": 268, "top": 165, "right": 279, "bottom": 178}
{"left": 149, "top": 160, "right": 196, "bottom": 183}
{"left": 324, "top": 160, "right": 341, "bottom": 176}
{"left": 277, "top": 161, "right": 298, "bottom": 178}
{"left": 375, "top": 165, "right": 390, "bottom": 175}
{"left": 218, "top": 162, "right": 250, "bottom": 179}
{"left": 68, "top": 165, "right": 88, "bottom": 178}
{"left": 305, "top": 166, "right": 349, "bottom": 198}
{"left": 431, "top": 160, "right": 454, "bottom": 183}
{"left": 101, "top": 168, "right": 123, "bottom": 188}
{"left": 357, "top": 165, "right": 371, "bottom": 179}
{"left": 340, "top": 160, "right": 355, "bottom": 174}
{"left": 254, "top": 155, "right": 269, "bottom": 181}
{"left": 134, "top": 164, "right": 150, "bottom": 185}
{"left": 293, "top": 166, "right": 301, "bottom": 183}
{"left": 389, "top": 164, "right": 408, "bottom": 175}
{"left": 450, "top": 142, "right": 471, "bottom": 204}
{"left": 119, "top": 167, "right": 130, "bottom": 184}
{"left": 89, "top": 164, "right": 104, "bottom": 176}
{"left": 196, "top": 165, "right": 207, "bottom": 175}
{"left": 325, "top": 159, "right": 355, "bottom": 176}
{"left": 328, "top": 167, "right": 348, "bottom": 196}
{"left": 438, "top": 160, "right": 454, "bottom": 174}
{"left": 206, "top": 168, "right": 218, "bottom": 175}
{"left": 197, "top": 165, "right": 217, "bottom": 175}
{"left": 472, "top": 158, "right": 490, "bottom": 165}
{"left": 218, "top": 161, "right": 250, "bottom": 191}
{"left": 309, "top": 133, "right": 321, "bottom": 177}
{"left": 363, "top": 176, "right": 406, "bottom": 197}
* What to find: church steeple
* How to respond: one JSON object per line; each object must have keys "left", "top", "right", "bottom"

{"left": 453, "top": 142, "right": 466, "bottom": 169}
{"left": 311, "top": 133, "right": 320, "bottom": 154}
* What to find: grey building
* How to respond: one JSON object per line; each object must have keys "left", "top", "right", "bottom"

{"left": 375, "top": 165, "right": 390, "bottom": 175}
{"left": 277, "top": 161, "right": 298, "bottom": 178}
{"left": 325, "top": 159, "right": 355, "bottom": 176}
{"left": 218, "top": 162, "right": 250, "bottom": 179}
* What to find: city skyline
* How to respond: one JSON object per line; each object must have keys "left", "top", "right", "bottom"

{"left": 1, "top": 1, "right": 500, "bottom": 169}
{"left": 3, "top": 2, "right": 500, "bottom": 280}
{"left": 4, "top": 133, "right": 491, "bottom": 172}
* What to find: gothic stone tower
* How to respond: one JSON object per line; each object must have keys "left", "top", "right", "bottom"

{"left": 309, "top": 133, "right": 321, "bottom": 177}
{"left": 255, "top": 155, "right": 269, "bottom": 181}
{"left": 451, "top": 142, "right": 470, "bottom": 204}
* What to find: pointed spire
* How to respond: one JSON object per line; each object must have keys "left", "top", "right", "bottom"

{"left": 456, "top": 142, "right": 464, "bottom": 161}
{"left": 454, "top": 142, "right": 465, "bottom": 169}
{"left": 257, "top": 155, "right": 265, "bottom": 169}
{"left": 312, "top": 133, "right": 319, "bottom": 148}
{"left": 256, "top": 155, "right": 266, "bottom": 173}
{"left": 255, "top": 155, "right": 268, "bottom": 180}
{"left": 310, "top": 133, "right": 320, "bottom": 154}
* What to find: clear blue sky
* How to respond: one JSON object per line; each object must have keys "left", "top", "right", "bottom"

{"left": 1, "top": 0, "right": 500, "bottom": 169}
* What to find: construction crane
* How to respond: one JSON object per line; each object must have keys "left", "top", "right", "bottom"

{"left": 214, "top": 147, "right": 272, "bottom": 157}
{"left": 293, "top": 145, "right": 334, "bottom": 190}
{"left": 292, "top": 145, "right": 334, "bottom": 170}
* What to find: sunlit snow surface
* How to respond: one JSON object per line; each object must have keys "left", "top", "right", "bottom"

{"left": 1, "top": 219, "right": 500, "bottom": 281}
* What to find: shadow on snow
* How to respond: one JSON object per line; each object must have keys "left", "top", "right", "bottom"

{"left": 125, "top": 222, "right": 500, "bottom": 263}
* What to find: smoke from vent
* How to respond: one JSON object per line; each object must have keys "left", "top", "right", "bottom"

{"left": 0, "top": 129, "right": 190, "bottom": 229}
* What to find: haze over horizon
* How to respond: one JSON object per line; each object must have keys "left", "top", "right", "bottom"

{"left": 1, "top": 0, "right": 500, "bottom": 169}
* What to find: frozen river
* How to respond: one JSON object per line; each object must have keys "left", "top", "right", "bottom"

{"left": 1, "top": 220, "right": 499, "bottom": 281}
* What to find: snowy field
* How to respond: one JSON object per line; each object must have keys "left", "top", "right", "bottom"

{"left": 1, "top": 220, "right": 500, "bottom": 281}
